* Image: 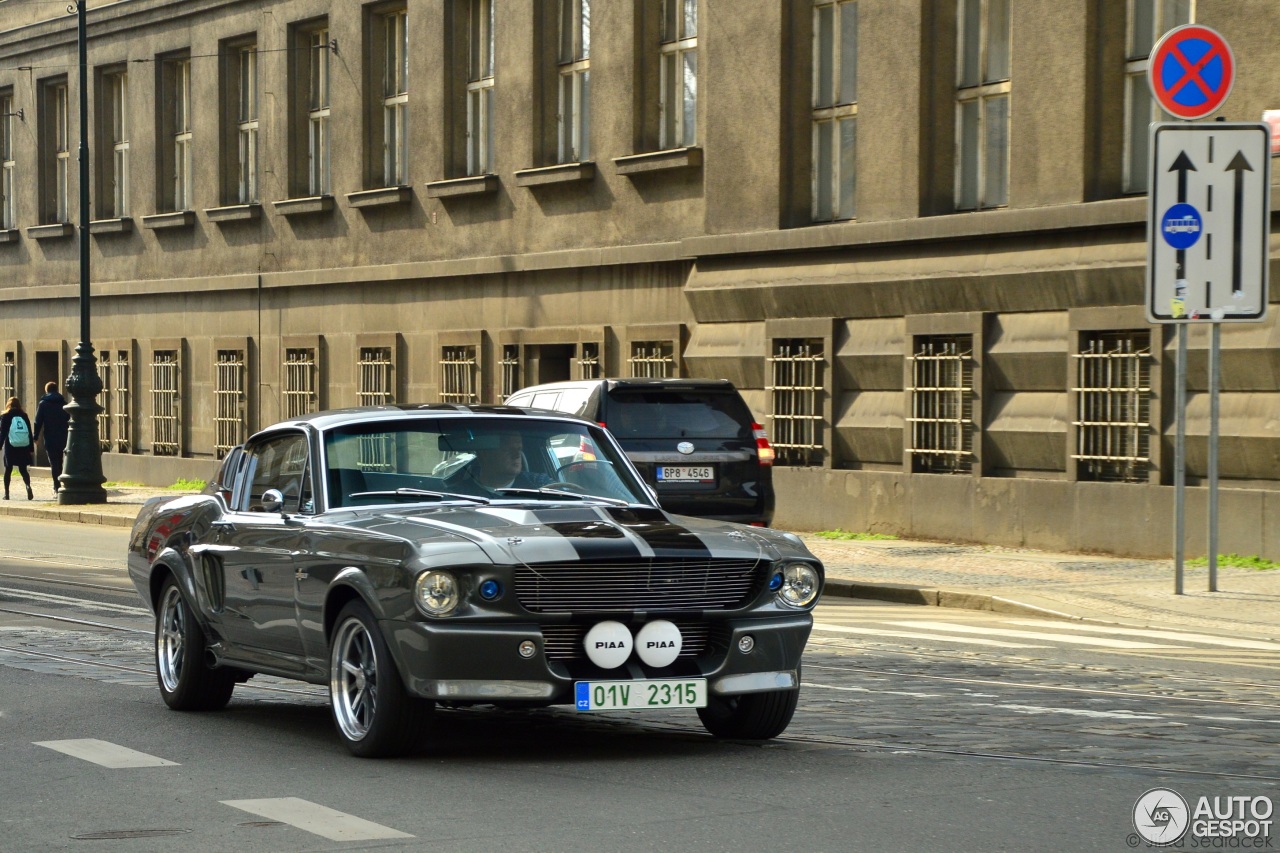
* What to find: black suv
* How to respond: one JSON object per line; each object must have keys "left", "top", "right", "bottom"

{"left": 506, "top": 379, "right": 775, "bottom": 526}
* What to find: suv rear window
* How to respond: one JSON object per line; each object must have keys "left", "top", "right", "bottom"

{"left": 606, "top": 388, "right": 752, "bottom": 440}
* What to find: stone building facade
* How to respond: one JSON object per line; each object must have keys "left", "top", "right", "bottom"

{"left": 1, "top": 0, "right": 1277, "bottom": 558}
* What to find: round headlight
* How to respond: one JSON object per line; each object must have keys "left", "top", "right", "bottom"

{"left": 415, "top": 570, "right": 460, "bottom": 616}
{"left": 776, "top": 562, "right": 820, "bottom": 608}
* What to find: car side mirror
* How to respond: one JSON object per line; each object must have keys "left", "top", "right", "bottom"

{"left": 260, "top": 488, "right": 285, "bottom": 514}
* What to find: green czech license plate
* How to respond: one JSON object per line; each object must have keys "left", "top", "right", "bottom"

{"left": 575, "top": 678, "right": 708, "bottom": 711}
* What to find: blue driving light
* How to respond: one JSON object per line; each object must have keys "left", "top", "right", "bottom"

{"left": 479, "top": 579, "right": 503, "bottom": 601}
{"left": 768, "top": 572, "right": 784, "bottom": 591}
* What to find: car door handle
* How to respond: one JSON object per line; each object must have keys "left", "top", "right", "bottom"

{"left": 211, "top": 520, "right": 237, "bottom": 534}
{"left": 295, "top": 569, "right": 309, "bottom": 582}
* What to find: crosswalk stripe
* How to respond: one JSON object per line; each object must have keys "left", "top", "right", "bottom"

{"left": 221, "top": 798, "right": 413, "bottom": 842}
{"left": 811, "top": 622, "right": 1045, "bottom": 648}
{"left": 886, "top": 621, "right": 1183, "bottom": 649}
{"left": 35, "top": 739, "right": 178, "bottom": 768}
{"left": 1003, "top": 619, "right": 1280, "bottom": 651}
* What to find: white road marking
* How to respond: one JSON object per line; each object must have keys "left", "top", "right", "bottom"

{"left": 221, "top": 798, "right": 414, "bottom": 842}
{"left": 887, "top": 620, "right": 1182, "bottom": 650}
{"left": 1003, "top": 619, "right": 1280, "bottom": 651}
{"left": 812, "top": 622, "right": 1045, "bottom": 648}
{"left": 971, "top": 703, "right": 1170, "bottom": 721}
{"left": 0, "top": 586, "right": 148, "bottom": 615}
{"left": 809, "top": 682, "right": 943, "bottom": 699}
{"left": 35, "top": 739, "right": 178, "bottom": 768}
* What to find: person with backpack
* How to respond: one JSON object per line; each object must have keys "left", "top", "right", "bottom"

{"left": 1, "top": 397, "right": 35, "bottom": 500}
{"left": 33, "top": 382, "right": 71, "bottom": 494}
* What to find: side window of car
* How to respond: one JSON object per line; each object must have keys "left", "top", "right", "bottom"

{"left": 237, "top": 433, "right": 310, "bottom": 512}
{"left": 530, "top": 391, "right": 560, "bottom": 410}
{"left": 557, "top": 388, "right": 592, "bottom": 417}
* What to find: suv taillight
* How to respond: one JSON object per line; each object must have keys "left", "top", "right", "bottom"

{"left": 752, "top": 422, "right": 774, "bottom": 466}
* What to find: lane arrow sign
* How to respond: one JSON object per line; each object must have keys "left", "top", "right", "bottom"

{"left": 1225, "top": 150, "right": 1253, "bottom": 296}
{"left": 1169, "top": 152, "right": 1197, "bottom": 278}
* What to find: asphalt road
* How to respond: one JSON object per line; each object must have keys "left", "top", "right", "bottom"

{"left": 0, "top": 517, "right": 1277, "bottom": 852}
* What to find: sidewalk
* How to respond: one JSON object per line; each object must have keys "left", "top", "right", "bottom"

{"left": 4, "top": 469, "right": 1277, "bottom": 639}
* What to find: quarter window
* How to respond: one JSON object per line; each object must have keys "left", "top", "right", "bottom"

{"left": 955, "top": 0, "right": 1010, "bottom": 211}
{"left": 240, "top": 434, "right": 310, "bottom": 513}
{"left": 812, "top": 0, "right": 857, "bottom": 222}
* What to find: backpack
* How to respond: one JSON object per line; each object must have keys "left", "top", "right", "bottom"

{"left": 7, "top": 417, "right": 30, "bottom": 448}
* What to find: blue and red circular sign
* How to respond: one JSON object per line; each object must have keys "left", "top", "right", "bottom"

{"left": 1148, "top": 25, "right": 1235, "bottom": 120}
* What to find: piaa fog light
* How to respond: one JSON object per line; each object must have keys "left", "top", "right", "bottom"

{"left": 584, "top": 621, "right": 632, "bottom": 669}
{"left": 415, "top": 570, "right": 459, "bottom": 615}
{"left": 635, "top": 620, "right": 682, "bottom": 667}
{"left": 777, "top": 562, "right": 820, "bottom": 608}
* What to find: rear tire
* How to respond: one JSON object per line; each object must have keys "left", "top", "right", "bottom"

{"left": 155, "top": 577, "right": 236, "bottom": 711}
{"left": 697, "top": 688, "right": 799, "bottom": 740}
{"left": 329, "top": 601, "right": 432, "bottom": 758}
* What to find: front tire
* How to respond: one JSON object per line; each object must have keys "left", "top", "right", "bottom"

{"left": 329, "top": 601, "right": 432, "bottom": 758}
{"left": 155, "top": 577, "right": 236, "bottom": 711}
{"left": 697, "top": 688, "right": 799, "bottom": 740}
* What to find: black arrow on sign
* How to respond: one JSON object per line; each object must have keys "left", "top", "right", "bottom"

{"left": 1225, "top": 150, "right": 1253, "bottom": 296}
{"left": 1169, "top": 152, "right": 1197, "bottom": 279}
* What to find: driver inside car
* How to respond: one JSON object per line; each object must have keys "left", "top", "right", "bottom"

{"left": 444, "top": 431, "right": 553, "bottom": 496}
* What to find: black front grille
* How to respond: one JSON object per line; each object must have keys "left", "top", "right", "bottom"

{"left": 541, "top": 621, "right": 712, "bottom": 661}
{"left": 515, "top": 558, "right": 762, "bottom": 612}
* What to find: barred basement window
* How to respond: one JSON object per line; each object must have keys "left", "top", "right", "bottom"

{"left": 1073, "top": 331, "right": 1151, "bottom": 483}
{"left": 768, "top": 338, "right": 824, "bottom": 466}
{"left": 2, "top": 352, "right": 15, "bottom": 400}
{"left": 215, "top": 350, "right": 246, "bottom": 459}
{"left": 151, "top": 350, "right": 180, "bottom": 456}
{"left": 500, "top": 345, "right": 521, "bottom": 399}
{"left": 908, "top": 335, "right": 974, "bottom": 473}
{"left": 283, "top": 347, "right": 318, "bottom": 418}
{"left": 97, "top": 353, "right": 112, "bottom": 451}
{"left": 113, "top": 351, "right": 131, "bottom": 453}
{"left": 440, "top": 345, "right": 478, "bottom": 404}
{"left": 577, "top": 342, "right": 600, "bottom": 380}
{"left": 357, "top": 346, "right": 393, "bottom": 406}
{"left": 628, "top": 340, "right": 675, "bottom": 378}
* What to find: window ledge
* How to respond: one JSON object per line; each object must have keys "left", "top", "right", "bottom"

{"left": 142, "top": 211, "right": 196, "bottom": 230}
{"left": 613, "top": 147, "right": 703, "bottom": 176}
{"left": 272, "top": 195, "right": 335, "bottom": 217}
{"left": 425, "top": 174, "right": 498, "bottom": 198}
{"left": 89, "top": 217, "right": 133, "bottom": 235}
{"left": 514, "top": 162, "right": 596, "bottom": 187}
{"left": 0, "top": 228, "right": 20, "bottom": 243}
{"left": 205, "top": 203, "right": 262, "bottom": 223}
{"left": 27, "top": 223, "right": 74, "bottom": 240}
{"left": 346, "top": 186, "right": 413, "bottom": 208}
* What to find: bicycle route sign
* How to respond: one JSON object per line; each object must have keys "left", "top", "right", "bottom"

{"left": 1148, "top": 25, "right": 1235, "bottom": 120}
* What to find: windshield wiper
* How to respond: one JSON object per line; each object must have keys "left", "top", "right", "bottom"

{"left": 494, "top": 487, "right": 632, "bottom": 506}
{"left": 347, "top": 488, "right": 490, "bottom": 505}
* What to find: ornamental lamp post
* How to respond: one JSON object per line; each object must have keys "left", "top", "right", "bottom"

{"left": 58, "top": 0, "right": 106, "bottom": 505}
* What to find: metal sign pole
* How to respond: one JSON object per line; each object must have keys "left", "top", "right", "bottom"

{"left": 1208, "top": 322, "right": 1220, "bottom": 592}
{"left": 1174, "top": 324, "right": 1187, "bottom": 595}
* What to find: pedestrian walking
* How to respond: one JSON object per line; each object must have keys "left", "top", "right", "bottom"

{"left": 0, "top": 397, "right": 35, "bottom": 500}
{"left": 33, "top": 382, "right": 70, "bottom": 494}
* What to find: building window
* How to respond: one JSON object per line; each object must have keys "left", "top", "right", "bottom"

{"left": 40, "top": 81, "right": 70, "bottom": 223}
{"left": 283, "top": 347, "right": 318, "bottom": 418}
{"left": 558, "top": 0, "right": 591, "bottom": 163}
{"left": 628, "top": 340, "right": 675, "bottom": 378}
{"left": 112, "top": 350, "right": 131, "bottom": 453}
{"left": 955, "top": 0, "right": 1010, "bottom": 211}
{"left": 151, "top": 350, "right": 180, "bottom": 457}
{"left": 215, "top": 350, "right": 247, "bottom": 459}
{"left": 2, "top": 352, "right": 15, "bottom": 401}
{"left": 659, "top": 0, "right": 697, "bottom": 149}
{"left": 908, "top": 335, "right": 974, "bottom": 474}
{"left": 812, "top": 0, "right": 857, "bottom": 222}
{"left": 1073, "top": 331, "right": 1151, "bottom": 482}
{"left": 97, "top": 353, "right": 113, "bottom": 451}
{"left": 500, "top": 345, "right": 521, "bottom": 399}
{"left": 237, "top": 44, "right": 259, "bottom": 203}
{"left": 378, "top": 9, "right": 409, "bottom": 187}
{"left": 1, "top": 92, "right": 14, "bottom": 229}
{"left": 103, "top": 71, "right": 129, "bottom": 218}
{"left": 577, "top": 342, "right": 600, "bottom": 380}
{"left": 158, "top": 56, "right": 192, "bottom": 212}
{"left": 1124, "top": 0, "right": 1192, "bottom": 194}
{"left": 441, "top": 346, "right": 479, "bottom": 404}
{"left": 358, "top": 346, "right": 394, "bottom": 406}
{"left": 467, "top": 0, "right": 494, "bottom": 175}
{"left": 309, "top": 27, "right": 332, "bottom": 195}
{"left": 768, "top": 339, "right": 824, "bottom": 466}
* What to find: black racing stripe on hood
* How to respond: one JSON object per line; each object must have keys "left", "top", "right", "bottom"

{"left": 604, "top": 507, "right": 713, "bottom": 558}
{"left": 539, "top": 520, "right": 644, "bottom": 561}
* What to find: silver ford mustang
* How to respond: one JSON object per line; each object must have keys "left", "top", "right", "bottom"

{"left": 127, "top": 406, "right": 823, "bottom": 757}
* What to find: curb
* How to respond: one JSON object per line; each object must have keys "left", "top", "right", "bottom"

{"left": 821, "top": 578, "right": 1081, "bottom": 622}
{"left": 0, "top": 504, "right": 137, "bottom": 528}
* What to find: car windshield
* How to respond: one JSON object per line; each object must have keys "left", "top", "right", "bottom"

{"left": 605, "top": 388, "right": 753, "bottom": 440}
{"left": 322, "top": 417, "right": 650, "bottom": 508}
